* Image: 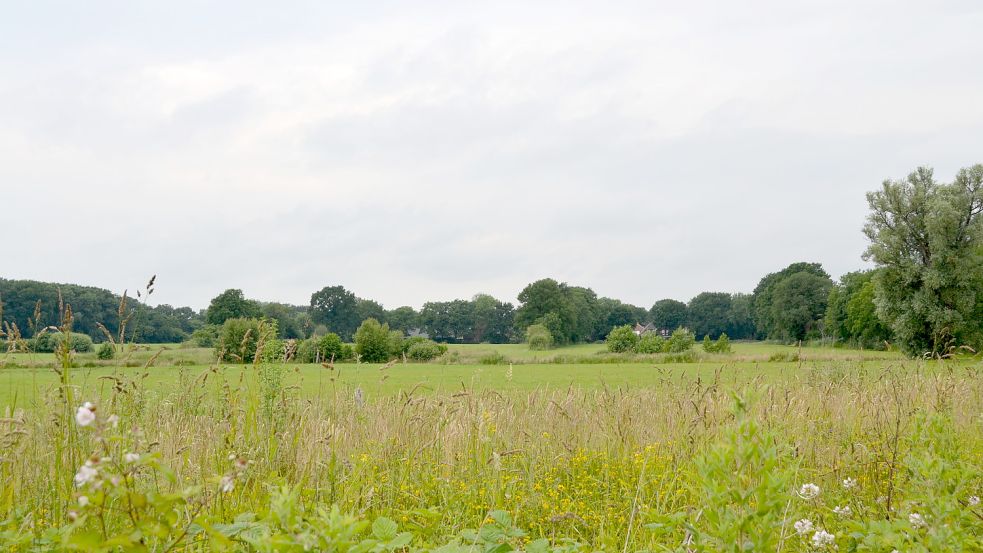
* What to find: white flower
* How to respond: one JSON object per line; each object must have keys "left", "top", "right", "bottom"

{"left": 77, "top": 496, "right": 89, "bottom": 507}
{"left": 124, "top": 452, "right": 140, "bottom": 463}
{"left": 75, "top": 403, "right": 96, "bottom": 427}
{"left": 969, "top": 495, "right": 980, "bottom": 506}
{"left": 219, "top": 475, "right": 234, "bottom": 493}
{"left": 811, "top": 529, "right": 835, "bottom": 547}
{"left": 73, "top": 462, "right": 98, "bottom": 487}
{"left": 794, "top": 518, "right": 814, "bottom": 535}
{"left": 909, "top": 513, "right": 925, "bottom": 528}
{"left": 842, "top": 477, "right": 857, "bottom": 489}
{"left": 798, "top": 483, "right": 821, "bottom": 500}
{"left": 228, "top": 453, "right": 236, "bottom": 461}
{"left": 833, "top": 505, "right": 852, "bottom": 517}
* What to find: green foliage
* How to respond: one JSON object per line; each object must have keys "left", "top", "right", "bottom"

{"left": 189, "top": 324, "right": 220, "bottom": 348}
{"left": 420, "top": 295, "right": 514, "bottom": 343}
{"left": 354, "top": 319, "right": 397, "bottom": 363}
{"left": 96, "top": 342, "right": 115, "bottom": 360}
{"left": 260, "top": 302, "right": 309, "bottom": 339}
{"left": 218, "top": 318, "right": 277, "bottom": 363}
{"left": 863, "top": 164, "right": 983, "bottom": 356}
{"left": 636, "top": 333, "right": 666, "bottom": 354}
{"left": 310, "top": 285, "right": 361, "bottom": 341}
{"left": 649, "top": 299, "right": 687, "bottom": 332}
{"left": 406, "top": 340, "right": 447, "bottom": 361}
{"left": 702, "top": 333, "right": 731, "bottom": 353}
{"left": 666, "top": 327, "right": 695, "bottom": 353}
{"left": 31, "top": 332, "right": 94, "bottom": 353}
{"left": 605, "top": 325, "right": 639, "bottom": 353}
{"left": 206, "top": 288, "right": 262, "bottom": 326}
{"left": 752, "top": 262, "right": 833, "bottom": 341}
{"left": 525, "top": 324, "right": 553, "bottom": 350}
{"left": 593, "top": 298, "right": 648, "bottom": 342}
{"left": 515, "top": 279, "right": 597, "bottom": 345}
{"left": 385, "top": 306, "right": 420, "bottom": 333}
{"left": 687, "top": 292, "right": 733, "bottom": 339}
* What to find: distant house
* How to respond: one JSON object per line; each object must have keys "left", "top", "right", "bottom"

{"left": 634, "top": 323, "right": 671, "bottom": 338}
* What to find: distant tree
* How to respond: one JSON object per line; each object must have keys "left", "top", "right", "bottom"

{"left": 354, "top": 318, "right": 395, "bottom": 363}
{"left": 217, "top": 318, "right": 276, "bottom": 363}
{"left": 594, "top": 298, "right": 648, "bottom": 342}
{"left": 687, "top": 292, "right": 732, "bottom": 339}
{"left": 470, "top": 294, "right": 514, "bottom": 343}
{"left": 310, "top": 286, "right": 361, "bottom": 341}
{"left": 768, "top": 272, "right": 832, "bottom": 341}
{"left": 515, "top": 279, "right": 597, "bottom": 344}
{"left": 385, "top": 306, "right": 420, "bottom": 333}
{"left": 727, "top": 293, "right": 755, "bottom": 340}
{"left": 666, "top": 327, "right": 696, "bottom": 353}
{"left": 356, "top": 298, "right": 386, "bottom": 325}
{"left": 260, "top": 302, "right": 307, "bottom": 339}
{"left": 605, "top": 325, "right": 639, "bottom": 353}
{"left": 863, "top": 164, "right": 983, "bottom": 355}
{"left": 206, "top": 289, "right": 262, "bottom": 326}
{"left": 752, "top": 262, "right": 832, "bottom": 341}
{"left": 650, "top": 299, "right": 687, "bottom": 331}
{"left": 824, "top": 271, "right": 892, "bottom": 348}
{"left": 420, "top": 300, "right": 474, "bottom": 342}
{"left": 636, "top": 333, "right": 666, "bottom": 354}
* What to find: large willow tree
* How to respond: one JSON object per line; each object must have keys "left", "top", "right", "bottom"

{"left": 863, "top": 164, "right": 983, "bottom": 356}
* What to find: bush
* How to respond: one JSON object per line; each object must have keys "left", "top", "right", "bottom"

{"left": 478, "top": 352, "right": 507, "bottom": 365}
{"left": 526, "top": 324, "right": 554, "bottom": 350}
{"left": 189, "top": 325, "right": 220, "bottom": 348}
{"left": 218, "top": 318, "right": 277, "bottom": 363}
{"left": 667, "top": 327, "right": 695, "bottom": 353}
{"left": 406, "top": 340, "right": 447, "bottom": 361}
{"left": 636, "top": 334, "right": 666, "bottom": 354}
{"left": 606, "top": 325, "right": 639, "bottom": 353}
{"left": 96, "top": 342, "right": 116, "bottom": 360}
{"left": 702, "top": 333, "right": 732, "bottom": 354}
{"left": 354, "top": 319, "right": 396, "bottom": 363}
{"left": 54, "top": 333, "right": 94, "bottom": 353}
{"left": 259, "top": 338, "right": 285, "bottom": 363}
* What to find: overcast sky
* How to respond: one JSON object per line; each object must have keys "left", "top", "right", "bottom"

{"left": 2, "top": 1, "right": 982, "bottom": 310}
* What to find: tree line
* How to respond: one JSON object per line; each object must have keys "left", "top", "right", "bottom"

{"left": 2, "top": 164, "right": 980, "bottom": 357}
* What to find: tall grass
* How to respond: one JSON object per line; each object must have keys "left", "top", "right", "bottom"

{"left": 1, "top": 358, "right": 980, "bottom": 550}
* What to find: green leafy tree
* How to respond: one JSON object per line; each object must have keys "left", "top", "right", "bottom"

{"left": 751, "top": 262, "right": 832, "bottom": 341}
{"left": 385, "top": 306, "right": 420, "bottom": 333}
{"left": 606, "top": 325, "right": 639, "bottom": 353}
{"left": 218, "top": 318, "right": 277, "bottom": 363}
{"left": 354, "top": 318, "right": 395, "bottom": 362}
{"left": 863, "top": 164, "right": 983, "bottom": 356}
{"left": 206, "top": 289, "right": 262, "bottom": 326}
{"left": 309, "top": 286, "right": 361, "bottom": 341}
{"left": 636, "top": 333, "right": 666, "bottom": 353}
{"left": 515, "top": 279, "right": 590, "bottom": 344}
{"left": 687, "top": 292, "right": 732, "bottom": 339}
{"left": 666, "top": 327, "right": 695, "bottom": 353}
{"left": 594, "top": 298, "right": 648, "bottom": 341}
{"left": 356, "top": 298, "right": 386, "bottom": 325}
{"left": 649, "top": 299, "right": 687, "bottom": 331}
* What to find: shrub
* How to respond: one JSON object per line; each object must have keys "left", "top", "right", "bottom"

{"left": 526, "top": 324, "right": 554, "bottom": 350}
{"left": 715, "top": 333, "right": 731, "bottom": 353}
{"left": 479, "top": 352, "right": 507, "bottom": 365}
{"left": 354, "top": 318, "right": 395, "bottom": 363}
{"left": 259, "top": 338, "right": 285, "bottom": 363}
{"left": 667, "top": 327, "right": 695, "bottom": 353}
{"left": 53, "top": 332, "right": 94, "bottom": 353}
{"left": 637, "top": 333, "right": 666, "bottom": 354}
{"left": 407, "top": 340, "right": 447, "bottom": 361}
{"left": 189, "top": 325, "right": 220, "bottom": 348}
{"left": 96, "top": 342, "right": 116, "bottom": 360}
{"left": 218, "top": 318, "right": 277, "bottom": 363}
{"left": 606, "top": 325, "right": 639, "bottom": 353}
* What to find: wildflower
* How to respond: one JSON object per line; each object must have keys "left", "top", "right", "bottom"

{"left": 228, "top": 453, "right": 236, "bottom": 461}
{"left": 220, "top": 475, "right": 235, "bottom": 493}
{"left": 833, "top": 505, "right": 852, "bottom": 517}
{"left": 73, "top": 462, "right": 98, "bottom": 487}
{"left": 842, "top": 477, "right": 857, "bottom": 489}
{"left": 77, "top": 496, "right": 89, "bottom": 507}
{"left": 811, "top": 529, "right": 835, "bottom": 547}
{"left": 798, "top": 483, "right": 821, "bottom": 500}
{"left": 75, "top": 403, "right": 96, "bottom": 427}
{"left": 969, "top": 496, "right": 980, "bottom": 506}
{"left": 124, "top": 452, "right": 139, "bottom": 463}
{"left": 67, "top": 511, "right": 79, "bottom": 522}
{"left": 794, "top": 518, "right": 814, "bottom": 535}
{"left": 909, "top": 513, "right": 925, "bottom": 528}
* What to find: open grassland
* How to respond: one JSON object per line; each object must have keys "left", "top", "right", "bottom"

{"left": 0, "top": 344, "right": 980, "bottom": 551}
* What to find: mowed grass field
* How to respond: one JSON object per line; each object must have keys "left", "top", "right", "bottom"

{"left": 0, "top": 341, "right": 908, "bottom": 408}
